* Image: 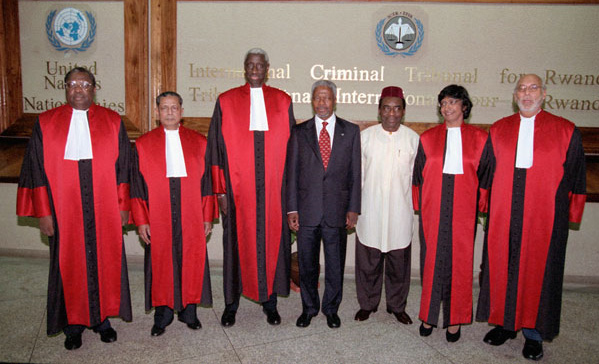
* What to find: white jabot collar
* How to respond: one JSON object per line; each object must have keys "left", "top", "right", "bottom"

{"left": 443, "top": 127, "right": 464, "bottom": 175}
{"left": 515, "top": 114, "right": 536, "bottom": 169}
{"left": 249, "top": 87, "right": 269, "bottom": 131}
{"left": 64, "top": 109, "right": 93, "bottom": 161}
{"left": 165, "top": 128, "right": 187, "bottom": 177}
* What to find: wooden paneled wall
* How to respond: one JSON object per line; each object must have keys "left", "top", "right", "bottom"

{"left": 0, "top": 0, "right": 23, "bottom": 133}
{"left": 124, "top": 0, "right": 149, "bottom": 138}
{"left": 0, "top": 0, "right": 148, "bottom": 138}
{"left": 0, "top": 0, "right": 597, "bottom": 201}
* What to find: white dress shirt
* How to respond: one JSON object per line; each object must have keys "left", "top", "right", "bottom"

{"left": 315, "top": 114, "right": 336, "bottom": 147}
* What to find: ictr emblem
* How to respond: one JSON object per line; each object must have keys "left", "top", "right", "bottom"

{"left": 376, "top": 12, "right": 424, "bottom": 58}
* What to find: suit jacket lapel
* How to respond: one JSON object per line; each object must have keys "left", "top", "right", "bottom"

{"left": 329, "top": 117, "right": 346, "bottom": 167}
{"left": 302, "top": 118, "right": 322, "bottom": 164}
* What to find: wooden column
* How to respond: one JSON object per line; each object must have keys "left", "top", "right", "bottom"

{"left": 0, "top": 0, "right": 23, "bottom": 133}
{"left": 150, "top": 0, "right": 177, "bottom": 129}
{"left": 124, "top": 0, "right": 149, "bottom": 136}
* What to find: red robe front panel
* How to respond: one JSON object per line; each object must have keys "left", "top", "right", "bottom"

{"left": 131, "top": 126, "right": 216, "bottom": 309}
{"left": 206, "top": 83, "right": 294, "bottom": 302}
{"left": 476, "top": 110, "right": 586, "bottom": 340}
{"left": 413, "top": 123, "right": 490, "bottom": 327}
{"left": 17, "top": 104, "right": 132, "bottom": 334}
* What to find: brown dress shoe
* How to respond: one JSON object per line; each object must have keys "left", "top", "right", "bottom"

{"left": 387, "top": 309, "right": 413, "bottom": 324}
{"left": 354, "top": 309, "right": 375, "bottom": 321}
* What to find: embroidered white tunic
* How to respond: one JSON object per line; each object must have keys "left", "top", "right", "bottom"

{"left": 356, "top": 124, "right": 419, "bottom": 252}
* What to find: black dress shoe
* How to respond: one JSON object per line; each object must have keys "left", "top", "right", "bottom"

{"left": 296, "top": 313, "right": 314, "bottom": 328}
{"left": 419, "top": 323, "right": 433, "bottom": 337}
{"left": 326, "top": 313, "right": 341, "bottom": 328}
{"left": 64, "top": 333, "right": 82, "bottom": 350}
{"left": 263, "top": 308, "right": 281, "bottom": 325}
{"left": 446, "top": 326, "right": 461, "bottom": 342}
{"left": 151, "top": 325, "right": 165, "bottom": 336}
{"left": 483, "top": 326, "right": 517, "bottom": 346}
{"left": 387, "top": 309, "right": 413, "bottom": 325}
{"left": 186, "top": 319, "right": 202, "bottom": 330}
{"left": 221, "top": 310, "right": 236, "bottom": 327}
{"left": 354, "top": 309, "right": 375, "bottom": 321}
{"left": 522, "top": 339, "right": 543, "bottom": 361}
{"left": 99, "top": 327, "right": 117, "bottom": 343}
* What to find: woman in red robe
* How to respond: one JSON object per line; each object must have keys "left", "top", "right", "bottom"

{"left": 413, "top": 85, "right": 491, "bottom": 342}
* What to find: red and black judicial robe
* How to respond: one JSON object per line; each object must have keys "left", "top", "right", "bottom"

{"left": 206, "top": 83, "right": 295, "bottom": 303}
{"left": 412, "top": 123, "right": 490, "bottom": 328}
{"left": 131, "top": 126, "right": 217, "bottom": 311}
{"left": 16, "top": 104, "right": 132, "bottom": 335}
{"left": 476, "top": 110, "right": 586, "bottom": 340}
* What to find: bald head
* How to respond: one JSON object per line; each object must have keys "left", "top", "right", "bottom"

{"left": 517, "top": 74, "right": 543, "bottom": 88}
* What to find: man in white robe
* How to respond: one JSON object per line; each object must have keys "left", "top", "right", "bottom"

{"left": 354, "top": 86, "right": 419, "bottom": 324}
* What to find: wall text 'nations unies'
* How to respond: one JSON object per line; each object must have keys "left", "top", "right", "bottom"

{"left": 23, "top": 61, "right": 125, "bottom": 113}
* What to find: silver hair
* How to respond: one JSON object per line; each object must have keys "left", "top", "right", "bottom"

{"left": 311, "top": 80, "right": 337, "bottom": 99}
{"left": 245, "top": 48, "right": 269, "bottom": 64}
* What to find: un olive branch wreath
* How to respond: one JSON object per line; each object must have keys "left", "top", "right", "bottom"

{"left": 46, "top": 10, "right": 96, "bottom": 53}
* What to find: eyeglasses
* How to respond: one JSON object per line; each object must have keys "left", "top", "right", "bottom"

{"left": 515, "top": 84, "right": 542, "bottom": 93}
{"left": 439, "top": 99, "right": 461, "bottom": 108}
{"left": 66, "top": 81, "right": 93, "bottom": 90}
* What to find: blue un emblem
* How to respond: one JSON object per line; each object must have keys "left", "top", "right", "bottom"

{"left": 46, "top": 8, "right": 96, "bottom": 53}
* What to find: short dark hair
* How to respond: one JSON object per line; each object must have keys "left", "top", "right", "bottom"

{"left": 156, "top": 91, "right": 183, "bottom": 107}
{"left": 64, "top": 67, "right": 96, "bottom": 87}
{"left": 437, "top": 84, "right": 473, "bottom": 120}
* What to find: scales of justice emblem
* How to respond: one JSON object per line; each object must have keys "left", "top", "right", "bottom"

{"left": 376, "top": 13, "right": 424, "bottom": 57}
{"left": 385, "top": 17, "right": 416, "bottom": 50}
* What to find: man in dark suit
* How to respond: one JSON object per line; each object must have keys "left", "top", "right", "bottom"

{"left": 286, "top": 80, "right": 361, "bottom": 329}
